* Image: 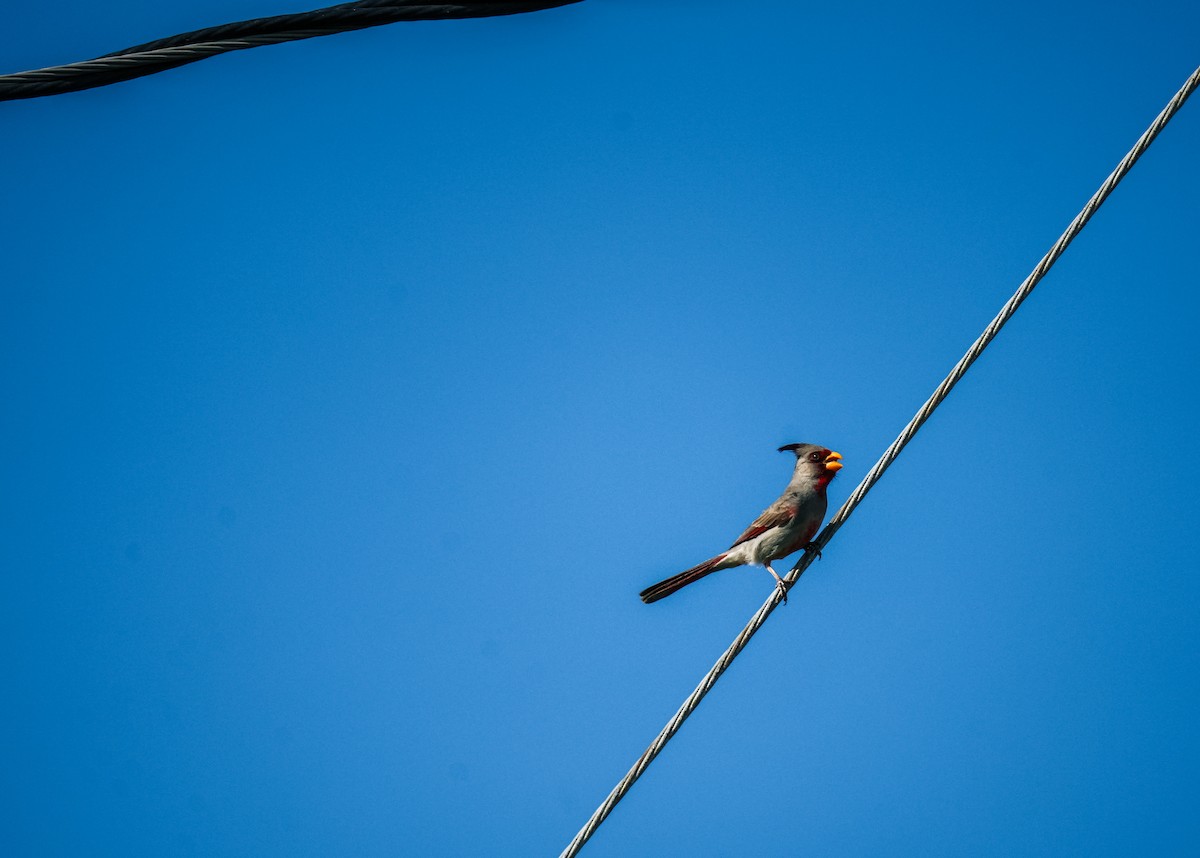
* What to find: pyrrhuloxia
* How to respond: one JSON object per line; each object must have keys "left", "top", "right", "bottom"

{"left": 639, "top": 443, "right": 843, "bottom": 604}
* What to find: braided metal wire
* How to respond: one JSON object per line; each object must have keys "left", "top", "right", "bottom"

{"left": 559, "top": 63, "right": 1200, "bottom": 858}
{"left": 0, "top": 1, "right": 582, "bottom": 101}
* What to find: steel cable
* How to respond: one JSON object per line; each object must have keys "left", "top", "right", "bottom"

{"left": 0, "top": 1, "right": 582, "bottom": 101}
{"left": 560, "top": 62, "right": 1200, "bottom": 858}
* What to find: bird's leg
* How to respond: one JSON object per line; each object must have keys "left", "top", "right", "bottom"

{"left": 804, "top": 541, "right": 822, "bottom": 561}
{"left": 766, "top": 564, "right": 788, "bottom": 605}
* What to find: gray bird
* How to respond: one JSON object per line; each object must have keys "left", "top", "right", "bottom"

{"left": 639, "top": 444, "right": 844, "bottom": 604}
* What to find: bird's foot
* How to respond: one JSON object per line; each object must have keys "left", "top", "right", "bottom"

{"left": 765, "top": 565, "right": 789, "bottom": 605}
{"left": 805, "top": 541, "right": 823, "bottom": 561}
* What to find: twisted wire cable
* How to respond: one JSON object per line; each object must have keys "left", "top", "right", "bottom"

{"left": 0, "top": 1, "right": 582, "bottom": 101}
{"left": 560, "top": 62, "right": 1200, "bottom": 858}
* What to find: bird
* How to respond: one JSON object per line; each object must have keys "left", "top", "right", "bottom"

{"left": 639, "top": 443, "right": 844, "bottom": 605}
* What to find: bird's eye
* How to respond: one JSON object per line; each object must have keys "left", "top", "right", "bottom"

{"left": 809, "top": 451, "right": 822, "bottom": 462}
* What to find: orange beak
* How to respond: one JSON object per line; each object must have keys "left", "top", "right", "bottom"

{"left": 824, "top": 451, "right": 844, "bottom": 472}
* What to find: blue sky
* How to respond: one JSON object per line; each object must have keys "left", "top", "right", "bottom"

{"left": 2, "top": 2, "right": 1198, "bottom": 855}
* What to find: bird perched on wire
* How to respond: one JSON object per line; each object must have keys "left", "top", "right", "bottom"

{"left": 639, "top": 444, "right": 844, "bottom": 605}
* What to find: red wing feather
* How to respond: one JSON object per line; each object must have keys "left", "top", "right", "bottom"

{"left": 729, "top": 504, "right": 795, "bottom": 548}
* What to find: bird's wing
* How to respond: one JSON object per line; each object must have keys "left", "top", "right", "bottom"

{"left": 729, "top": 501, "right": 796, "bottom": 548}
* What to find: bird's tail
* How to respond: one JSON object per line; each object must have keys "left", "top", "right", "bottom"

{"left": 640, "top": 554, "right": 730, "bottom": 604}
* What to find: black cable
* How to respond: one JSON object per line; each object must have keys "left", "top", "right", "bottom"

{"left": 0, "top": 1, "right": 582, "bottom": 102}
